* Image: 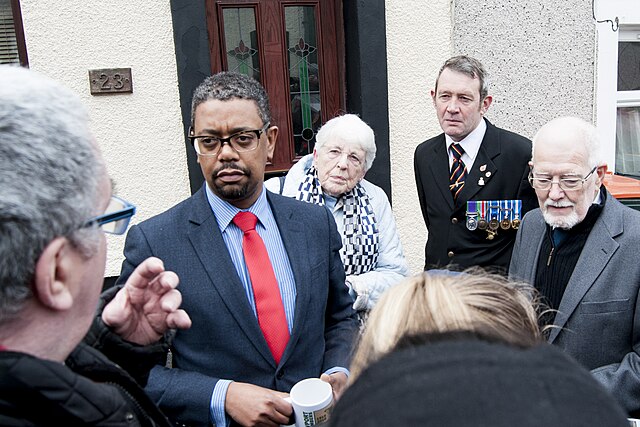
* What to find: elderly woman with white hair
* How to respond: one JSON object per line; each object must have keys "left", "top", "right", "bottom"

{"left": 266, "top": 114, "right": 409, "bottom": 315}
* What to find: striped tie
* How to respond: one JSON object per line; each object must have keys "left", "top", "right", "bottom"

{"left": 449, "top": 143, "right": 467, "bottom": 200}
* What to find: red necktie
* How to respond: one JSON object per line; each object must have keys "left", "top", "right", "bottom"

{"left": 233, "top": 211, "right": 289, "bottom": 364}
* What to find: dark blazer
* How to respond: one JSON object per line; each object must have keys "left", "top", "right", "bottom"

{"left": 116, "top": 187, "right": 358, "bottom": 426}
{"left": 509, "top": 191, "right": 640, "bottom": 415}
{"left": 414, "top": 119, "right": 537, "bottom": 272}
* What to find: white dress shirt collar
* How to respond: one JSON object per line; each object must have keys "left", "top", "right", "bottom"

{"left": 445, "top": 118, "right": 487, "bottom": 170}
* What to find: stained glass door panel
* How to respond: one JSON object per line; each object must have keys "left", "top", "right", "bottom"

{"left": 221, "top": 7, "right": 260, "bottom": 81}
{"left": 286, "top": 6, "right": 321, "bottom": 157}
{"left": 206, "top": 0, "right": 343, "bottom": 172}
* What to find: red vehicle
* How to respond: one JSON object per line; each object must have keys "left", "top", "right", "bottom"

{"left": 604, "top": 173, "right": 640, "bottom": 211}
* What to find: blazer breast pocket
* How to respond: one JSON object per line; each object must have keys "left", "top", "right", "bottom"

{"left": 580, "top": 299, "right": 630, "bottom": 314}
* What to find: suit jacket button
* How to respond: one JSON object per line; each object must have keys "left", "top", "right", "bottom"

{"left": 447, "top": 251, "right": 454, "bottom": 258}
{"left": 277, "top": 370, "right": 285, "bottom": 379}
{"left": 451, "top": 218, "right": 458, "bottom": 224}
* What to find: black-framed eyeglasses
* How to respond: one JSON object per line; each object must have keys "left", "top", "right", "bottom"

{"left": 188, "top": 122, "right": 270, "bottom": 157}
{"left": 528, "top": 166, "right": 598, "bottom": 191}
{"left": 83, "top": 196, "right": 136, "bottom": 235}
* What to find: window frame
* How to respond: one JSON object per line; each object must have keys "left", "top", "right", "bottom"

{"left": 595, "top": 2, "right": 640, "bottom": 172}
{"left": 3, "top": 0, "right": 28, "bottom": 66}
{"left": 616, "top": 26, "right": 640, "bottom": 108}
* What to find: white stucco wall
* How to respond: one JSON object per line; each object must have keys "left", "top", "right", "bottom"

{"left": 386, "top": 0, "right": 453, "bottom": 274}
{"left": 453, "top": 0, "right": 596, "bottom": 139}
{"left": 19, "top": 0, "right": 189, "bottom": 276}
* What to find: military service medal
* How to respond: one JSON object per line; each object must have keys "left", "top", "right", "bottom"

{"left": 466, "top": 201, "right": 478, "bottom": 231}
{"left": 499, "top": 200, "right": 511, "bottom": 230}
{"left": 488, "top": 204, "right": 499, "bottom": 231}
{"left": 512, "top": 200, "right": 522, "bottom": 229}
{"left": 478, "top": 200, "right": 488, "bottom": 230}
{"left": 500, "top": 217, "right": 511, "bottom": 230}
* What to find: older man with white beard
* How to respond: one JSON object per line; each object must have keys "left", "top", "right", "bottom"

{"left": 509, "top": 116, "right": 640, "bottom": 417}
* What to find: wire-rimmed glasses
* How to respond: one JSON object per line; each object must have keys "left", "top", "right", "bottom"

{"left": 528, "top": 166, "right": 597, "bottom": 191}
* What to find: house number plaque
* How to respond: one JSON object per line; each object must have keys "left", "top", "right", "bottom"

{"left": 89, "top": 68, "right": 133, "bottom": 95}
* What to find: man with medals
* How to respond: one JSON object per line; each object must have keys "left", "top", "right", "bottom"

{"left": 414, "top": 55, "right": 537, "bottom": 273}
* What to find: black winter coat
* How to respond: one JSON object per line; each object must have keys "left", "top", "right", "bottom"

{"left": 0, "top": 287, "right": 172, "bottom": 426}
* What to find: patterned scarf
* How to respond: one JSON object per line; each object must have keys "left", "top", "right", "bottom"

{"left": 296, "top": 166, "right": 379, "bottom": 275}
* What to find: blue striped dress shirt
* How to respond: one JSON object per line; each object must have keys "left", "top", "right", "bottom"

{"left": 207, "top": 185, "right": 297, "bottom": 427}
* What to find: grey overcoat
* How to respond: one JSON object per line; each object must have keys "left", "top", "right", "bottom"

{"left": 510, "top": 190, "right": 640, "bottom": 415}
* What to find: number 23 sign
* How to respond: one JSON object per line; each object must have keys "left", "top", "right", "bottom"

{"left": 89, "top": 68, "right": 133, "bottom": 95}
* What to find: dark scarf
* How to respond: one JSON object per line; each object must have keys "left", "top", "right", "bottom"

{"left": 535, "top": 187, "right": 606, "bottom": 324}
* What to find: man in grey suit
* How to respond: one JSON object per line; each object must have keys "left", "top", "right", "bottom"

{"left": 117, "top": 72, "right": 358, "bottom": 426}
{"left": 509, "top": 116, "right": 640, "bottom": 416}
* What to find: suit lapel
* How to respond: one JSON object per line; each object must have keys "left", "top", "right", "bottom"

{"left": 548, "top": 195, "right": 622, "bottom": 343}
{"left": 522, "top": 215, "right": 546, "bottom": 283}
{"left": 187, "top": 188, "right": 276, "bottom": 366}
{"left": 427, "top": 135, "right": 455, "bottom": 211}
{"left": 267, "top": 193, "right": 310, "bottom": 366}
